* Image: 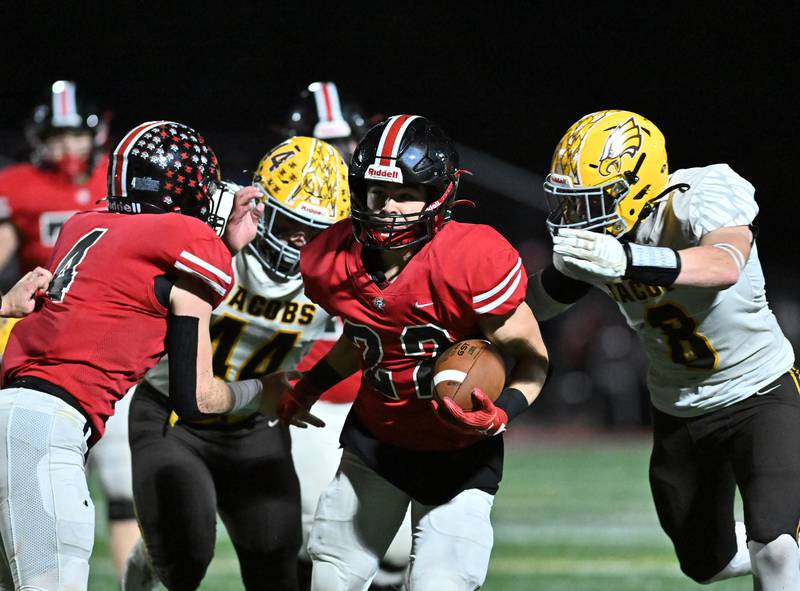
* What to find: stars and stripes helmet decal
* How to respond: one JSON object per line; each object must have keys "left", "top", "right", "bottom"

{"left": 348, "top": 115, "right": 462, "bottom": 250}
{"left": 106, "top": 121, "right": 223, "bottom": 230}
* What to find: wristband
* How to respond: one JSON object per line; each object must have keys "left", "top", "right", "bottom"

{"left": 494, "top": 387, "right": 529, "bottom": 421}
{"left": 229, "top": 378, "right": 263, "bottom": 414}
{"left": 297, "top": 357, "right": 344, "bottom": 398}
{"left": 623, "top": 243, "right": 681, "bottom": 286}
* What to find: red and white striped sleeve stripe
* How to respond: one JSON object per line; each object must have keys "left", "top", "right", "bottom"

{"left": 173, "top": 250, "right": 232, "bottom": 297}
{"left": 374, "top": 114, "right": 419, "bottom": 166}
{"left": 110, "top": 120, "right": 171, "bottom": 198}
{"left": 472, "top": 257, "right": 524, "bottom": 315}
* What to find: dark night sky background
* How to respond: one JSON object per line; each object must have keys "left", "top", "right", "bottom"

{"left": 1, "top": 2, "right": 797, "bottom": 267}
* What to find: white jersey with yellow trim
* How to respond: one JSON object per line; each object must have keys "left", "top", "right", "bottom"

{"left": 597, "top": 164, "right": 793, "bottom": 417}
{"left": 145, "top": 248, "right": 333, "bottom": 402}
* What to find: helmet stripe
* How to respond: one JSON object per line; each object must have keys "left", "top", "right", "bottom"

{"left": 51, "top": 81, "right": 80, "bottom": 127}
{"left": 317, "top": 82, "right": 335, "bottom": 122}
{"left": 375, "top": 115, "right": 419, "bottom": 166}
{"left": 310, "top": 82, "right": 351, "bottom": 139}
{"left": 111, "top": 120, "right": 168, "bottom": 197}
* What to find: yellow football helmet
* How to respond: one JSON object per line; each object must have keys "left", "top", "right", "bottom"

{"left": 251, "top": 136, "right": 350, "bottom": 279}
{"left": 544, "top": 110, "right": 668, "bottom": 236}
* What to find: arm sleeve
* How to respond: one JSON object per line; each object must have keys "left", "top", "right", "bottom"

{"left": 170, "top": 224, "right": 234, "bottom": 308}
{"left": 462, "top": 227, "right": 528, "bottom": 318}
{"left": 671, "top": 164, "right": 758, "bottom": 241}
{"left": 165, "top": 314, "right": 205, "bottom": 422}
{"left": 527, "top": 265, "right": 591, "bottom": 321}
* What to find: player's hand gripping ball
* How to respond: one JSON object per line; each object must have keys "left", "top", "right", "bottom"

{"left": 431, "top": 339, "right": 505, "bottom": 410}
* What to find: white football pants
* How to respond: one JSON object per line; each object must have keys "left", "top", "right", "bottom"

{"left": 291, "top": 401, "right": 412, "bottom": 579}
{"left": 0, "top": 387, "right": 94, "bottom": 591}
{"left": 308, "top": 450, "right": 494, "bottom": 591}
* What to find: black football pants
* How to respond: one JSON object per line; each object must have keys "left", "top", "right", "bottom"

{"left": 649, "top": 367, "right": 800, "bottom": 582}
{"left": 129, "top": 381, "right": 301, "bottom": 591}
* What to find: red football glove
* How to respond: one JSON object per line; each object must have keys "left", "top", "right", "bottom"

{"left": 276, "top": 378, "right": 324, "bottom": 427}
{"left": 432, "top": 388, "right": 509, "bottom": 437}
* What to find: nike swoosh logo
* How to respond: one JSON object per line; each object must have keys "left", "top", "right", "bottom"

{"left": 268, "top": 419, "right": 280, "bottom": 428}
{"left": 415, "top": 301, "right": 434, "bottom": 308}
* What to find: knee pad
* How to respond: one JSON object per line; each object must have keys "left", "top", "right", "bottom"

{"left": 750, "top": 534, "right": 800, "bottom": 575}
{"left": 311, "top": 560, "right": 371, "bottom": 591}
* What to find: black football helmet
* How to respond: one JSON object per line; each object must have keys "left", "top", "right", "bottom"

{"left": 285, "top": 81, "right": 369, "bottom": 160}
{"left": 26, "top": 80, "right": 109, "bottom": 173}
{"left": 106, "top": 121, "right": 231, "bottom": 235}
{"left": 349, "top": 115, "right": 461, "bottom": 250}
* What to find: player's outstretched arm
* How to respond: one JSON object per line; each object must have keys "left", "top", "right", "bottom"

{"left": 0, "top": 266, "right": 52, "bottom": 317}
{"left": 552, "top": 226, "right": 752, "bottom": 290}
{"left": 166, "top": 275, "right": 237, "bottom": 418}
{"left": 526, "top": 262, "right": 592, "bottom": 321}
{"left": 275, "top": 334, "right": 361, "bottom": 428}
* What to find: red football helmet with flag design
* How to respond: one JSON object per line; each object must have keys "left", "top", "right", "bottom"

{"left": 349, "top": 115, "right": 461, "bottom": 250}
{"left": 105, "top": 121, "right": 232, "bottom": 236}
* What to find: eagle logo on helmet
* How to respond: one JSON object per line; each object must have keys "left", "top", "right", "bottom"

{"left": 597, "top": 117, "right": 642, "bottom": 177}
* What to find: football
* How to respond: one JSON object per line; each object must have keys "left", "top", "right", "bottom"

{"left": 432, "top": 339, "right": 506, "bottom": 410}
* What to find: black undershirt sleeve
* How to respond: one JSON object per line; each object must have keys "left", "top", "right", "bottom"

{"left": 165, "top": 313, "right": 204, "bottom": 421}
{"left": 540, "top": 265, "right": 592, "bottom": 304}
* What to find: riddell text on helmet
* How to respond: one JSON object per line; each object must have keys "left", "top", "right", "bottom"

{"left": 365, "top": 164, "right": 403, "bottom": 183}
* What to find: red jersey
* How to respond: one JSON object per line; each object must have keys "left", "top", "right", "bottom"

{"left": 1, "top": 210, "right": 233, "bottom": 444}
{"left": 0, "top": 156, "right": 108, "bottom": 272}
{"left": 301, "top": 219, "right": 527, "bottom": 451}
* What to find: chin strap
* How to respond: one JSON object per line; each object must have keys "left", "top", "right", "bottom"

{"left": 627, "top": 182, "right": 690, "bottom": 236}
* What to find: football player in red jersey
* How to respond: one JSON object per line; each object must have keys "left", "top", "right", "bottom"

{"left": 0, "top": 80, "right": 145, "bottom": 579}
{"left": 284, "top": 82, "right": 412, "bottom": 591}
{"left": 0, "top": 120, "right": 290, "bottom": 591}
{"left": 277, "top": 115, "right": 550, "bottom": 590}
{"left": 0, "top": 81, "right": 110, "bottom": 278}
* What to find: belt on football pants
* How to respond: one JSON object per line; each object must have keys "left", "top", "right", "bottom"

{"left": 8, "top": 375, "right": 93, "bottom": 440}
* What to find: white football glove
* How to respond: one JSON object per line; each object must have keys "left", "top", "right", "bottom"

{"left": 552, "top": 228, "right": 627, "bottom": 281}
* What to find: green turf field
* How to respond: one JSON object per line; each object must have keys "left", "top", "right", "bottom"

{"left": 89, "top": 432, "right": 750, "bottom": 590}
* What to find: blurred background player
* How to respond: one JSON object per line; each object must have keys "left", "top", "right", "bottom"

{"left": 528, "top": 110, "right": 799, "bottom": 589}
{"left": 0, "top": 80, "right": 139, "bottom": 577}
{"left": 0, "top": 120, "right": 276, "bottom": 591}
{"left": 277, "top": 115, "right": 550, "bottom": 590}
{"left": 284, "top": 81, "right": 370, "bottom": 163}
{"left": 285, "top": 82, "right": 411, "bottom": 590}
{"left": 0, "top": 80, "right": 109, "bottom": 284}
{"left": 123, "top": 137, "right": 351, "bottom": 591}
